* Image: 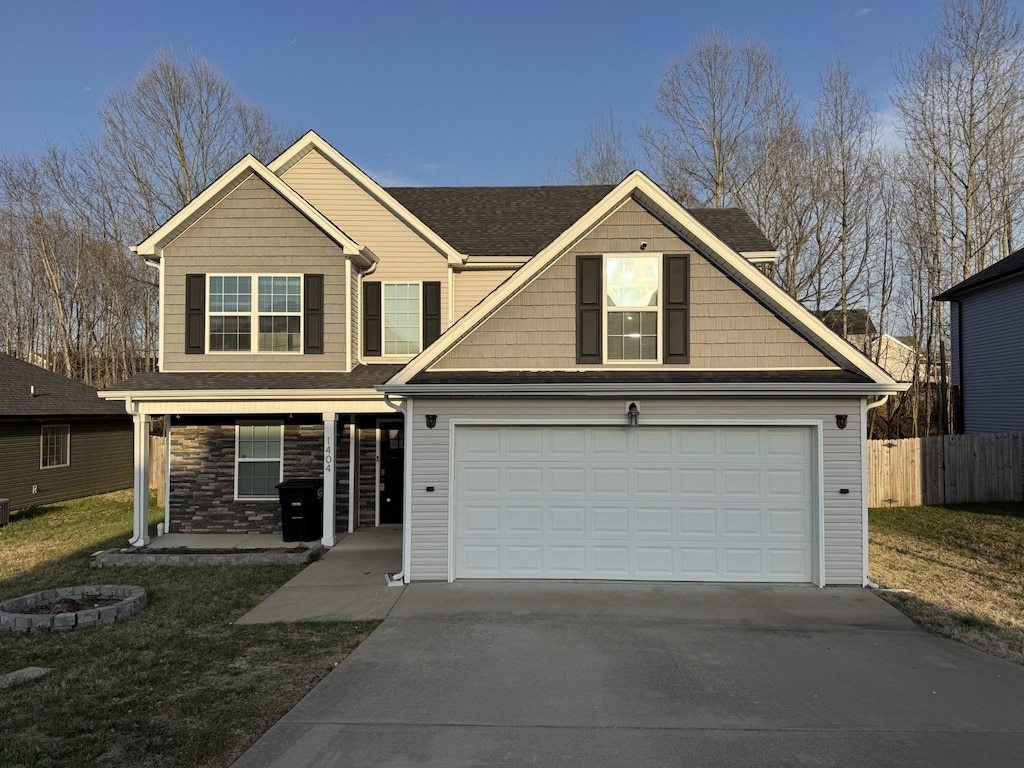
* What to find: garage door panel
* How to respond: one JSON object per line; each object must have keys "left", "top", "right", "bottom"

{"left": 635, "top": 506, "right": 673, "bottom": 534}
{"left": 454, "top": 426, "right": 814, "bottom": 582}
{"left": 549, "top": 506, "right": 586, "bottom": 533}
{"left": 594, "top": 467, "right": 630, "bottom": 494}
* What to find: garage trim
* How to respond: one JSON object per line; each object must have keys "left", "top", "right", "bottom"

{"left": 447, "top": 418, "right": 825, "bottom": 585}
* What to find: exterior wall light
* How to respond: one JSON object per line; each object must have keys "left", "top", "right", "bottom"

{"left": 835, "top": 414, "right": 848, "bottom": 430}
{"left": 425, "top": 414, "right": 437, "bottom": 429}
{"left": 627, "top": 402, "right": 640, "bottom": 427}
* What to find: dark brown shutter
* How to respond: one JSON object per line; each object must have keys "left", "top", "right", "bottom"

{"left": 422, "top": 281, "right": 441, "bottom": 348}
{"left": 577, "top": 255, "right": 602, "bottom": 364}
{"left": 185, "top": 274, "right": 205, "bottom": 355}
{"left": 663, "top": 254, "right": 690, "bottom": 364}
{"left": 363, "top": 281, "right": 382, "bottom": 357}
{"left": 304, "top": 274, "right": 324, "bottom": 354}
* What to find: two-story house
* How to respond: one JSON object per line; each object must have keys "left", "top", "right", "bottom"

{"left": 102, "top": 131, "right": 904, "bottom": 586}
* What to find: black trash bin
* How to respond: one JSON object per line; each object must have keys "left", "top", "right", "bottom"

{"left": 276, "top": 478, "right": 324, "bottom": 542}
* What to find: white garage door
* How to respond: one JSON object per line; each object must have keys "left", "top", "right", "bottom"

{"left": 453, "top": 425, "right": 815, "bottom": 582}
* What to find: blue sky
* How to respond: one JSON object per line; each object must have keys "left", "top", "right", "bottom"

{"left": 0, "top": 1, "right": 999, "bottom": 186}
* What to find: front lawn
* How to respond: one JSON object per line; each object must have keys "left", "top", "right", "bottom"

{"left": 0, "top": 491, "right": 377, "bottom": 767}
{"left": 870, "top": 503, "right": 1024, "bottom": 665}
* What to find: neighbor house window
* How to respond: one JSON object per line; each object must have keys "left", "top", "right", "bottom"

{"left": 40, "top": 424, "right": 70, "bottom": 469}
{"left": 383, "top": 282, "right": 421, "bottom": 355}
{"left": 208, "top": 275, "right": 301, "bottom": 353}
{"left": 605, "top": 255, "right": 660, "bottom": 361}
{"left": 235, "top": 423, "right": 283, "bottom": 499}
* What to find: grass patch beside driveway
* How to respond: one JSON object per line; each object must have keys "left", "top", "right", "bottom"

{"left": 870, "top": 503, "right": 1024, "bottom": 666}
{"left": 0, "top": 491, "right": 377, "bottom": 768}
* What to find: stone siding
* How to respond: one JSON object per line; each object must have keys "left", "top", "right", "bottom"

{"left": 168, "top": 421, "right": 352, "bottom": 535}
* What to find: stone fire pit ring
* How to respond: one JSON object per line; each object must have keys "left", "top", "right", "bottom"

{"left": 0, "top": 585, "right": 147, "bottom": 633}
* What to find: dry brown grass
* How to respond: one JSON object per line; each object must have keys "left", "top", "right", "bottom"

{"left": 870, "top": 504, "right": 1024, "bottom": 665}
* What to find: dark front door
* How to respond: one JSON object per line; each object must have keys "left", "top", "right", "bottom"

{"left": 378, "top": 421, "right": 404, "bottom": 524}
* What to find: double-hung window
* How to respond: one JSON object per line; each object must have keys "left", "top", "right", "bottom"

{"left": 40, "top": 424, "right": 70, "bottom": 469}
{"left": 383, "top": 282, "right": 421, "bottom": 355}
{"left": 605, "top": 255, "right": 660, "bottom": 362}
{"left": 208, "top": 275, "right": 301, "bottom": 353}
{"left": 235, "top": 423, "right": 283, "bottom": 499}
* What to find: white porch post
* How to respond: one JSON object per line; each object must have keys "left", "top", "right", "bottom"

{"left": 322, "top": 413, "right": 337, "bottom": 547}
{"left": 130, "top": 413, "right": 152, "bottom": 547}
{"left": 348, "top": 417, "right": 357, "bottom": 534}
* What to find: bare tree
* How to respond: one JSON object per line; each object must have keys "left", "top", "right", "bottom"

{"left": 639, "top": 28, "right": 786, "bottom": 206}
{"left": 93, "top": 48, "right": 289, "bottom": 241}
{"left": 568, "top": 112, "right": 633, "bottom": 184}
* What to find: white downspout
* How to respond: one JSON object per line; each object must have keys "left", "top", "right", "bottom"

{"left": 863, "top": 395, "right": 890, "bottom": 589}
{"left": 383, "top": 392, "right": 409, "bottom": 585}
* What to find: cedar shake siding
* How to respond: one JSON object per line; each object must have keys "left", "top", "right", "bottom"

{"left": 168, "top": 420, "right": 351, "bottom": 534}
{"left": 161, "top": 174, "right": 348, "bottom": 372}
{"left": 0, "top": 418, "right": 132, "bottom": 510}
{"left": 433, "top": 198, "right": 833, "bottom": 370}
{"left": 280, "top": 149, "right": 453, "bottom": 335}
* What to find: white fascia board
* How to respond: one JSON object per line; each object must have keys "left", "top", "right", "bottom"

{"left": 379, "top": 382, "right": 910, "bottom": 396}
{"left": 268, "top": 131, "right": 466, "bottom": 266}
{"left": 739, "top": 250, "right": 780, "bottom": 264}
{"left": 134, "top": 154, "right": 365, "bottom": 258}
{"left": 99, "top": 388, "right": 385, "bottom": 403}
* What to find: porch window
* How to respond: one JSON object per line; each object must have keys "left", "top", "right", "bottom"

{"left": 40, "top": 424, "right": 70, "bottom": 468}
{"left": 235, "top": 423, "right": 283, "bottom": 499}
{"left": 208, "top": 275, "right": 301, "bottom": 353}
{"left": 383, "top": 282, "right": 421, "bottom": 355}
{"left": 605, "top": 255, "right": 660, "bottom": 361}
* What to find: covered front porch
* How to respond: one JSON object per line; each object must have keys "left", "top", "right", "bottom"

{"left": 119, "top": 395, "right": 407, "bottom": 553}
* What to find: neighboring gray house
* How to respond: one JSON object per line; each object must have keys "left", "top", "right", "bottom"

{"left": 0, "top": 353, "right": 133, "bottom": 511}
{"left": 102, "top": 131, "right": 904, "bottom": 586}
{"left": 935, "top": 248, "right": 1024, "bottom": 434}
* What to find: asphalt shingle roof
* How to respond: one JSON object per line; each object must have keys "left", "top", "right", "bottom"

{"left": 687, "top": 208, "right": 777, "bottom": 253}
{"left": 0, "top": 353, "right": 127, "bottom": 417}
{"left": 935, "top": 246, "right": 1024, "bottom": 300}
{"left": 105, "top": 365, "right": 406, "bottom": 393}
{"left": 386, "top": 186, "right": 778, "bottom": 257}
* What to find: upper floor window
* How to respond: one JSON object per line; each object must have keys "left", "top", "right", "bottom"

{"left": 41, "top": 424, "right": 70, "bottom": 469}
{"left": 384, "top": 282, "right": 421, "bottom": 355}
{"left": 208, "top": 275, "right": 301, "bottom": 353}
{"left": 605, "top": 255, "right": 660, "bottom": 362}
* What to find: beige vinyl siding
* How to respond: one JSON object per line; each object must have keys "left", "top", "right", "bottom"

{"left": 434, "top": 198, "right": 832, "bottom": 370}
{"left": 161, "top": 174, "right": 347, "bottom": 372}
{"left": 407, "top": 396, "right": 865, "bottom": 585}
{"left": 281, "top": 149, "right": 452, "bottom": 338}
{"left": 453, "top": 269, "right": 516, "bottom": 319}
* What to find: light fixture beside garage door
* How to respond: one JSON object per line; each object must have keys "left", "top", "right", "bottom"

{"left": 627, "top": 402, "right": 639, "bottom": 426}
{"left": 835, "top": 414, "right": 848, "bottom": 430}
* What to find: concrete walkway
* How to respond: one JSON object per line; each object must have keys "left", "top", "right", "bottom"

{"left": 235, "top": 527, "right": 404, "bottom": 623}
{"left": 234, "top": 583, "right": 1024, "bottom": 767}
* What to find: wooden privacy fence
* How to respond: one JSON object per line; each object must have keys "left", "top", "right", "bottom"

{"left": 868, "top": 432, "right": 1023, "bottom": 507}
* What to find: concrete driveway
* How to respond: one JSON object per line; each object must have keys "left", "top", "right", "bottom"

{"left": 234, "top": 582, "right": 1024, "bottom": 767}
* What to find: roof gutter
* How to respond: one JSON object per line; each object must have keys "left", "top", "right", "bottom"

{"left": 98, "top": 388, "right": 386, "bottom": 402}
{"left": 378, "top": 382, "right": 910, "bottom": 397}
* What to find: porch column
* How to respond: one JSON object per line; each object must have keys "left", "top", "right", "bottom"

{"left": 130, "top": 413, "right": 151, "bottom": 547}
{"left": 348, "top": 417, "right": 357, "bottom": 534}
{"left": 322, "top": 412, "right": 337, "bottom": 547}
